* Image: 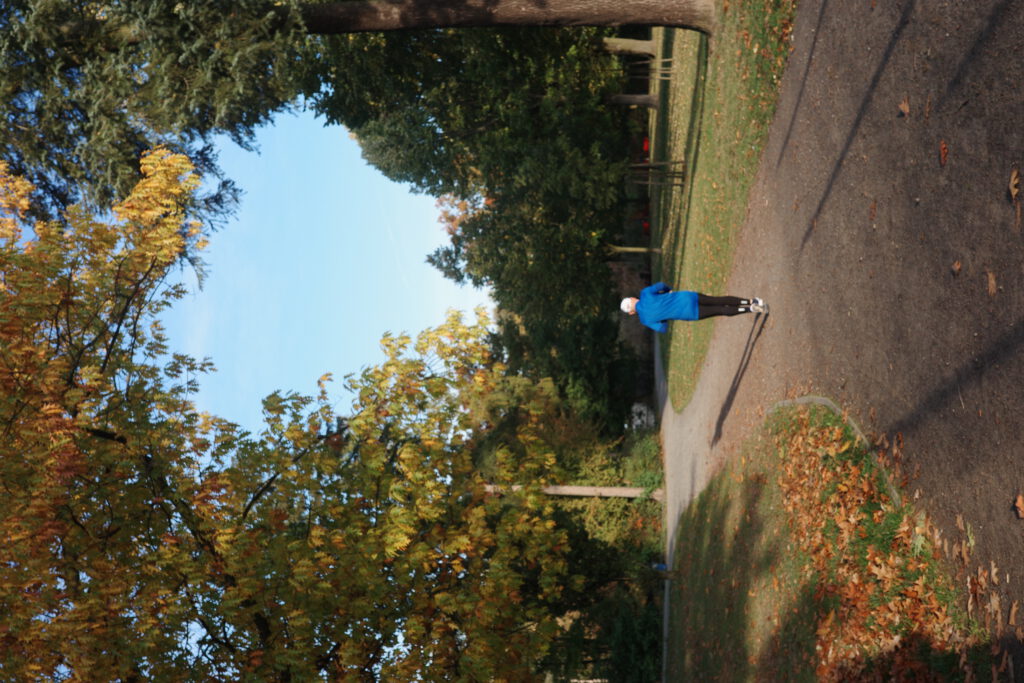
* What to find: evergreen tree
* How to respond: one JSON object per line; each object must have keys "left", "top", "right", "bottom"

{"left": 1, "top": 0, "right": 713, "bottom": 221}
{"left": 0, "top": 1, "right": 309, "bottom": 221}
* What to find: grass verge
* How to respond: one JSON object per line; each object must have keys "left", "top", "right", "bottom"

{"left": 648, "top": 0, "right": 796, "bottom": 411}
{"left": 666, "top": 404, "right": 994, "bottom": 681}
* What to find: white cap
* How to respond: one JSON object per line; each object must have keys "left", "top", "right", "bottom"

{"left": 620, "top": 298, "right": 634, "bottom": 313}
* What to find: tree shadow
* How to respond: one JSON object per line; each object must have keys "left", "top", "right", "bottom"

{"left": 885, "top": 316, "right": 1024, "bottom": 456}
{"left": 711, "top": 313, "right": 769, "bottom": 447}
{"left": 940, "top": 0, "right": 1017, "bottom": 110}
{"left": 652, "top": 32, "right": 709, "bottom": 284}
{"left": 668, "top": 34, "right": 709, "bottom": 275}
{"left": 774, "top": 0, "right": 831, "bottom": 169}
{"left": 667, "top": 418, "right": 999, "bottom": 680}
{"left": 759, "top": 598, "right": 997, "bottom": 681}
{"left": 666, "top": 471, "right": 789, "bottom": 681}
{"left": 799, "top": 0, "right": 917, "bottom": 250}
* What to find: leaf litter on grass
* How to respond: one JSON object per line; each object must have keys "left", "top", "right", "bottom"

{"left": 773, "top": 407, "right": 994, "bottom": 681}
{"left": 670, "top": 406, "right": 997, "bottom": 681}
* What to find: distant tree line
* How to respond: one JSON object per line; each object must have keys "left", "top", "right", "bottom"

{"left": 340, "top": 27, "right": 641, "bottom": 428}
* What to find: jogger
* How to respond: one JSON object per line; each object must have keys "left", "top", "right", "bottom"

{"left": 620, "top": 282, "right": 768, "bottom": 334}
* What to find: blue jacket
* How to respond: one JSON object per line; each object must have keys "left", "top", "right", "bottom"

{"left": 637, "top": 282, "right": 698, "bottom": 333}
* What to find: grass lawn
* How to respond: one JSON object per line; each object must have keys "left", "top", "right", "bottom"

{"left": 665, "top": 405, "right": 993, "bottom": 681}
{"left": 647, "top": 0, "right": 795, "bottom": 411}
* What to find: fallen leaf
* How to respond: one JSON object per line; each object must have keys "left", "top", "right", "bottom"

{"left": 869, "top": 200, "right": 877, "bottom": 222}
{"left": 940, "top": 140, "right": 949, "bottom": 167}
{"left": 988, "top": 270, "right": 998, "bottom": 297}
{"left": 1015, "top": 494, "right": 1024, "bottom": 518}
{"left": 991, "top": 592, "right": 1003, "bottom": 627}
{"left": 1010, "top": 600, "right": 1020, "bottom": 626}
{"left": 1011, "top": 168, "right": 1020, "bottom": 201}
{"left": 952, "top": 260, "right": 962, "bottom": 276}
{"left": 956, "top": 513, "right": 965, "bottom": 531}
{"left": 898, "top": 96, "right": 910, "bottom": 117}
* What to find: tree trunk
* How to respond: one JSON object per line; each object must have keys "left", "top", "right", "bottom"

{"left": 300, "top": 0, "right": 716, "bottom": 35}
{"left": 484, "top": 483, "right": 663, "bottom": 502}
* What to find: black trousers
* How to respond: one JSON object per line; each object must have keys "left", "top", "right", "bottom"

{"left": 696, "top": 294, "right": 749, "bottom": 320}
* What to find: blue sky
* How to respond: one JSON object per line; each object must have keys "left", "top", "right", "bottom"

{"left": 160, "top": 110, "right": 492, "bottom": 432}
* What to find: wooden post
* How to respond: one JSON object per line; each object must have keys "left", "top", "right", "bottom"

{"left": 606, "top": 244, "right": 662, "bottom": 255}
{"left": 484, "top": 483, "right": 663, "bottom": 502}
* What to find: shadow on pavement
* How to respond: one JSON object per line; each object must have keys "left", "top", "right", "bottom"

{"left": 800, "top": 0, "right": 917, "bottom": 250}
{"left": 774, "top": 0, "right": 831, "bottom": 169}
{"left": 886, "top": 316, "right": 1024, "bottom": 450}
{"left": 940, "top": 0, "right": 1017, "bottom": 109}
{"left": 665, "top": 471, "right": 799, "bottom": 680}
{"left": 711, "top": 313, "right": 769, "bottom": 447}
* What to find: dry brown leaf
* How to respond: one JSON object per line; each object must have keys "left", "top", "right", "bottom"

{"left": 952, "top": 260, "right": 962, "bottom": 276}
{"left": 988, "top": 270, "right": 998, "bottom": 297}
{"left": 1015, "top": 494, "right": 1024, "bottom": 519}
{"left": 956, "top": 513, "right": 965, "bottom": 531}
{"left": 1011, "top": 168, "right": 1020, "bottom": 201}
{"left": 991, "top": 592, "right": 1003, "bottom": 629}
{"left": 1011, "top": 601, "right": 1020, "bottom": 626}
{"left": 940, "top": 140, "right": 949, "bottom": 167}
{"left": 898, "top": 96, "right": 910, "bottom": 117}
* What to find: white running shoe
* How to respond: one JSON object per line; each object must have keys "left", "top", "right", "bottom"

{"left": 750, "top": 300, "right": 769, "bottom": 315}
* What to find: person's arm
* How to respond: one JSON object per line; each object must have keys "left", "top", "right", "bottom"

{"left": 651, "top": 320, "right": 668, "bottom": 334}
{"left": 643, "top": 282, "right": 671, "bottom": 296}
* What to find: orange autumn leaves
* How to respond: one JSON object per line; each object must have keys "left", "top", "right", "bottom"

{"left": 0, "top": 149, "right": 209, "bottom": 678}
{"left": 775, "top": 411, "right": 973, "bottom": 681}
{"left": 0, "top": 152, "right": 575, "bottom": 680}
